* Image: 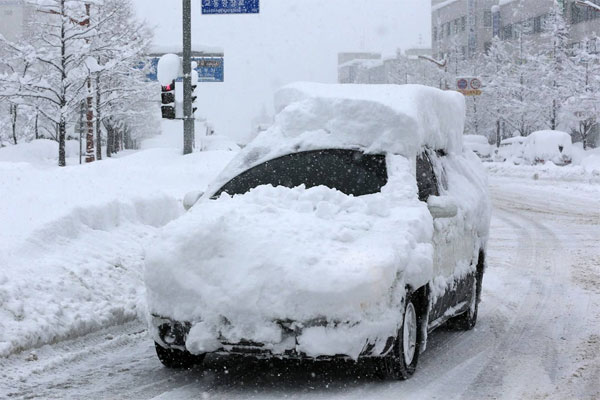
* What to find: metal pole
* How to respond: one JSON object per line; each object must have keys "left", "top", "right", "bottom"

{"left": 182, "top": 0, "right": 194, "bottom": 155}
{"left": 84, "top": 3, "right": 95, "bottom": 163}
{"left": 79, "top": 101, "right": 85, "bottom": 164}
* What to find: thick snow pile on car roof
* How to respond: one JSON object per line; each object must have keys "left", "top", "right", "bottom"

{"left": 463, "top": 134, "right": 492, "bottom": 157}
{"left": 274, "top": 83, "right": 466, "bottom": 155}
{"left": 463, "top": 135, "right": 490, "bottom": 145}
{"left": 205, "top": 83, "right": 465, "bottom": 197}
{"left": 501, "top": 136, "right": 525, "bottom": 146}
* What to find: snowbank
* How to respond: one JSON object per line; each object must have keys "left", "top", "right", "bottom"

{"left": 205, "top": 83, "right": 466, "bottom": 198}
{"left": 0, "top": 139, "right": 80, "bottom": 165}
{"left": 485, "top": 161, "right": 600, "bottom": 184}
{"left": 581, "top": 153, "right": 600, "bottom": 175}
{"left": 0, "top": 146, "right": 237, "bottom": 357}
{"left": 200, "top": 135, "right": 241, "bottom": 151}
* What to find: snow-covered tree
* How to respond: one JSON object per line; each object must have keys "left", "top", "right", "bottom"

{"left": 536, "top": 1, "right": 573, "bottom": 130}
{"left": 0, "top": 0, "right": 156, "bottom": 164}
{"left": 481, "top": 36, "right": 539, "bottom": 144}
{"left": 86, "top": 0, "right": 155, "bottom": 159}
{"left": 561, "top": 40, "right": 600, "bottom": 149}
{"left": 0, "top": 0, "right": 96, "bottom": 166}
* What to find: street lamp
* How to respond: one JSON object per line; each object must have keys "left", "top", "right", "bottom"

{"left": 575, "top": 0, "right": 600, "bottom": 12}
{"left": 418, "top": 55, "right": 449, "bottom": 89}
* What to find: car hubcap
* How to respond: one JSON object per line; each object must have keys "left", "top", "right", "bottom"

{"left": 403, "top": 302, "right": 417, "bottom": 365}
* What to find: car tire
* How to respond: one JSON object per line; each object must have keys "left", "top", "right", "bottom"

{"left": 447, "top": 266, "right": 483, "bottom": 331}
{"left": 378, "top": 293, "right": 421, "bottom": 380}
{"left": 154, "top": 342, "right": 206, "bottom": 369}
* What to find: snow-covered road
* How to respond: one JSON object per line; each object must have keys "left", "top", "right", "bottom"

{"left": 1, "top": 176, "right": 599, "bottom": 400}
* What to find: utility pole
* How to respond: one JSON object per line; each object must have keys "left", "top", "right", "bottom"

{"left": 84, "top": 3, "right": 95, "bottom": 163}
{"left": 79, "top": 101, "right": 85, "bottom": 164}
{"left": 182, "top": 0, "right": 194, "bottom": 155}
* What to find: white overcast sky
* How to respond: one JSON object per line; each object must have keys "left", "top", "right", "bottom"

{"left": 132, "top": 0, "right": 431, "bottom": 141}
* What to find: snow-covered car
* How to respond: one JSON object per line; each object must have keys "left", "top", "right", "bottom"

{"left": 523, "top": 130, "right": 573, "bottom": 166}
{"left": 145, "top": 83, "right": 491, "bottom": 380}
{"left": 496, "top": 136, "right": 526, "bottom": 163}
{"left": 463, "top": 134, "right": 492, "bottom": 161}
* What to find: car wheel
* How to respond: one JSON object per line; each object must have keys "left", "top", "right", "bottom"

{"left": 154, "top": 342, "right": 206, "bottom": 369}
{"left": 447, "top": 267, "right": 483, "bottom": 331}
{"left": 379, "top": 293, "right": 421, "bottom": 380}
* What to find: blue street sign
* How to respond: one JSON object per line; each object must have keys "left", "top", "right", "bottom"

{"left": 142, "top": 57, "right": 225, "bottom": 83}
{"left": 196, "top": 57, "right": 224, "bottom": 82}
{"left": 202, "top": 0, "right": 259, "bottom": 14}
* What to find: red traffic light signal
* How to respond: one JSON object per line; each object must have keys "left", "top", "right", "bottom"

{"left": 161, "top": 80, "right": 176, "bottom": 105}
{"left": 162, "top": 80, "right": 175, "bottom": 92}
{"left": 161, "top": 80, "right": 176, "bottom": 119}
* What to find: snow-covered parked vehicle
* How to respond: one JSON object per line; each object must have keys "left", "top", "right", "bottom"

{"left": 463, "top": 134, "right": 492, "bottom": 161}
{"left": 523, "top": 130, "right": 573, "bottom": 166}
{"left": 497, "top": 136, "right": 526, "bottom": 164}
{"left": 145, "top": 83, "right": 491, "bottom": 380}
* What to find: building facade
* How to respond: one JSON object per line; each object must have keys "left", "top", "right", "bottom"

{"left": 0, "top": 0, "right": 31, "bottom": 43}
{"left": 337, "top": 49, "right": 435, "bottom": 86}
{"left": 337, "top": 52, "right": 383, "bottom": 84}
{"left": 432, "top": 0, "right": 600, "bottom": 60}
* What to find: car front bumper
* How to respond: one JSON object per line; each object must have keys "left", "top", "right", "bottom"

{"left": 150, "top": 315, "right": 396, "bottom": 360}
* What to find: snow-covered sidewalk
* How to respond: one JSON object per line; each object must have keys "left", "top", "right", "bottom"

{"left": 0, "top": 145, "right": 236, "bottom": 357}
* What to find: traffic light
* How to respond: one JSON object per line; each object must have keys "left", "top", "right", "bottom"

{"left": 161, "top": 80, "right": 176, "bottom": 120}
{"left": 191, "top": 84, "right": 198, "bottom": 115}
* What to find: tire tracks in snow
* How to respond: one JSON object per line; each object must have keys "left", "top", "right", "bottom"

{"left": 459, "top": 188, "right": 596, "bottom": 400}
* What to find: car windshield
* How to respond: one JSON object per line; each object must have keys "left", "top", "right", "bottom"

{"left": 213, "top": 149, "right": 388, "bottom": 197}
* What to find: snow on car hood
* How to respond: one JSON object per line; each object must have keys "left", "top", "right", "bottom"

{"left": 145, "top": 157, "right": 434, "bottom": 352}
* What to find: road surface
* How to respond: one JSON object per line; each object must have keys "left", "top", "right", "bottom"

{"left": 1, "top": 176, "right": 599, "bottom": 400}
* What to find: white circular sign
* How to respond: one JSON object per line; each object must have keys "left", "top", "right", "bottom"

{"left": 470, "top": 78, "right": 482, "bottom": 90}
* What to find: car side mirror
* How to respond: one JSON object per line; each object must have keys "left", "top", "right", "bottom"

{"left": 427, "top": 195, "right": 458, "bottom": 219}
{"left": 183, "top": 190, "right": 204, "bottom": 211}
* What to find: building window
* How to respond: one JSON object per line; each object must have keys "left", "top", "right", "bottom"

{"left": 571, "top": 1, "right": 600, "bottom": 24}
{"left": 446, "top": 22, "right": 451, "bottom": 36}
{"left": 454, "top": 19, "right": 459, "bottom": 34}
{"left": 4, "top": 9, "right": 14, "bottom": 16}
{"left": 503, "top": 24, "right": 512, "bottom": 40}
{"left": 433, "top": 27, "right": 438, "bottom": 41}
{"left": 461, "top": 16, "right": 467, "bottom": 31}
{"left": 484, "top": 10, "right": 492, "bottom": 27}
{"left": 588, "top": 38, "right": 597, "bottom": 54}
{"left": 484, "top": 41, "right": 492, "bottom": 54}
{"left": 461, "top": 46, "right": 467, "bottom": 59}
{"left": 522, "top": 18, "right": 534, "bottom": 35}
{"left": 534, "top": 16, "right": 542, "bottom": 33}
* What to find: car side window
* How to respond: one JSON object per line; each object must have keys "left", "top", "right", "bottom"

{"left": 416, "top": 151, "right": 439, "bottom": 202}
